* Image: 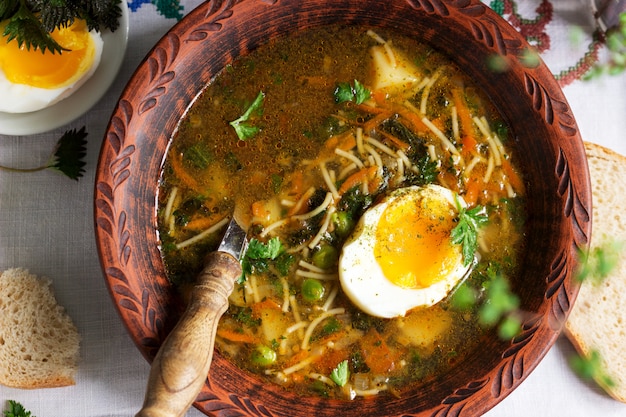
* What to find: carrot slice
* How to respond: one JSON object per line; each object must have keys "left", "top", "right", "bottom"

{"left": 217, "top": 328, "right": 259, "bottom": 344}
{"left": 337, "top": 166, "right": 378, "bottom": 196}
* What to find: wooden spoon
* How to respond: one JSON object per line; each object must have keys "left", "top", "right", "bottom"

{"left": 136, "top": 217, "right": 247, "bottom": 417}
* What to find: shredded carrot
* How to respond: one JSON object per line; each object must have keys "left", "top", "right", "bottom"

{"left": 283, "top": 348, "right": 310, "bottom": 369}
{"left": 312, "top": 346, "right": 351, "bottom": 375}
{"left": 337, "top": 166, "right": 378, "bottom": 195}
{"left": 251, "top": 298, "right": 282, "bottom": 319}
{"left": 461, "top": 135, "right": 478, "bottom": 158}
{"left": 169, "top": 153, "right": 201, "bottom": 194}
{"left": 184, "top": 214, "right": 226, "bottom": 231}
{"left": 217, "top": 328, "right": 260, "bottom": 344}
{"left": 362, "top": 112, "right": 392, "bottom": 132}
{"left": 360, "top": 329, "right": 398, "bottom": 374}
{"left": 393, "top": 104, "right": 429, "bottom": 134}
{"left": 251, "top": 200, "right": 270, "bottom": 219}
{"left": 377, "top": 130, "right": 410, "bottom": 152}
{"left": 464, "top": 176, "right": 481, "bottom": 206}
{"left": 370, "top": 89, "right": 388, "bottom": 106}
{"left": 501, "top": 159, "right": 525, "bottom": 194}
{"left": 452, "top": 88, "right": 475, "bottom": 138}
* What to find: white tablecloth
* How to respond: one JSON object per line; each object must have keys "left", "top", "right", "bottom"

{"left": 1, "top": 1, "right": 625, "bottom": 416}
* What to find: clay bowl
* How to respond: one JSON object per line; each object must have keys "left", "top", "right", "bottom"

{"left": 95, "top": 0, "right": 591, "bottom": 416}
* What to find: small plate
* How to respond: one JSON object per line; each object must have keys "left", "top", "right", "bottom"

{"left": 0, "top": 2, "right": 130, "bottom": 136}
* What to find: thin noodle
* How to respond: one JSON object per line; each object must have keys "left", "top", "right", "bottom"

{"left": 308, "top": 205, "right": 336, "bottom": 249}
{"left": 301, "top": 308, "right": 345, "bottom": 350}
{"left": 356, "top": 127, "right": 365, "bottom": 155}
{"left": 366, "top": 135, "right": 398, "bottom": 158}
{"left": 292, "top": 192, "right": 333, "bottom": 221}
{"left": 355, "top": 386, "right": 388, "bottom": 397}
{"left": 163, "top": 186, "right": 178, "bottom": 222}
{"left": 484, "top": 153, "right": 495, "bottom": 183}
{"left": 175, "top": 216, "right": 229, "bottom": 249}
{"left": 290, "top": 294, "right": 304, "bottom": 339}
{"left": 260, "top": 218, "right": 289, "bottom": 238}
{"left": 420, "top": 71, "right": 440, "bottom": 115}
{"left": 365, "top": 145, "right": 384, "bottom": 169}
{"left": 421, "top": 116, "right": 460, "bottom": 156}
{"left": 322, "top": 284, "right": 339, "bottom": 311}
{"left": 296, "top": 269, "right": 338, "bottom": 281}
{"left": 366, "top": 29, "right": 386, "bottom": 44}
{"left": 335, "top": 148, "right": 365, "bottom": 168}
{"left": 290, "top": 187, "right": 316, "bottom": 216}
{"left": 338, "top": 162, "right": 358, "bottom": 181}
{"left": 298, "top": 259, "right": 328, "bottom": 273}
{"left": 282, "top": 356, "right": 317, "bottom": 375}
{"left": 308, "top": 373, "right": 336, "bottom": 386}
{"left": 280, "top": 276, "right": 290, "bottom": 313}
{"left": 464, "top": 155, "right": 485, "bottom": 178}
{"left": 319, "top": 163, "right": 340, "bottom": 200}
{"left": 451, "top": 106, "right": 460, "bottom": 141}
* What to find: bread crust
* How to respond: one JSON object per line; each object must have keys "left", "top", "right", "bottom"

{"left": 564, "top": 142, "right": 626, "bottom": 402}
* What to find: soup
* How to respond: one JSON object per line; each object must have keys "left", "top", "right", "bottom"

{"left": 157, "top": 25, "right": 526, "bottom": 400}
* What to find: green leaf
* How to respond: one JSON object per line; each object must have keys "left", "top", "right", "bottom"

{"left": 229, "top": 91, "right": 265, "bottom": 140}
{"left": 48, "top": 126, "right": 88, "bottom": 180}
{"left": 570, "top": 350, "right": 616, "bottom": 388}
{"left": 238, "top": 237, "right": 284, "bottom": 283}
{"left": 330, "top": 359, "right": 349, "bottom": 386}
{"left": 333, "top": 79, "right": 371, "bottom": 105}
{"left": 450, "top": 197, "right": 488, "bottom": 266}
{"left": 3, "top": 1, "right": 67, "bottom": 54}
{"left": 3, "top": 400, "right": 33, "bottom": 417}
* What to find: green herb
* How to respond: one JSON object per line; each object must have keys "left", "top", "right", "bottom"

{"left": 576, "top": 241, "right": 623, "bottom": 284}
{"left": 229, "top": 90, "right": 265, "bottom": 140}
{"left": 479, "top": 273, "right": 519, "bottom": 327}
{"left": 334, "top": 79, "right": 371, "bottom": 105}
{"left": 239, "top": 236, "right": 284, "bottom": 283}
{"left": 3, "top": 401, "right": 33, "bottom": 417}
{"left": 1, "top": 0, "right": 122, "bottom": 54}
{"left": 584, "top": 11, "right": 626, "bottom": 79}
{"left": 233, "top": 306, "right": 261, "bottom": 328}
{"left": 330, "top": 359, "right": 349, "bottom": 386}
{"left": 183, "top": 142, "right": 213, "bottom": 170}
{"left": 0, "top": 126, "right": 87, "bottom": 180}
{"left": 450, "top": 197, "right": 488, "bottom": 266}
{"left": 570, "top": 350, "right": 616, "bottom": 388}
{"left": 414, "top": 153, "right": 438, "bottom": 185}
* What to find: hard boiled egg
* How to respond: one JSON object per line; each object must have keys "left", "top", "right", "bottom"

{"left": 0, "top": 19, "right": 103, "bottom": 113}
{"left": 339, "top": 185, "right": 471, "bottom": 318}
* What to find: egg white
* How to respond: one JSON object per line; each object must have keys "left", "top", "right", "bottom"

{"left": 0, "top": 29, "right": 103, "bottom": 114}
{"left": 338, "top": 185, "right": 471, "bottom": 318}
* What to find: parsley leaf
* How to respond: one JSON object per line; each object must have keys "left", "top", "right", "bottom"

{"left": 450, "top": 197, "right": 488, "bottom": 266}
{"left": 333, "top": 79, "right": 371, "bottom": 105}
{"left": 229, "top": 90, "right": 265, "bottom": 140}
{"left": 0, "top": 126, "right": 88, "bottom": 180}
{"left": 238, "top": 236, "right": 284, "bottom": 284}
{"left": 3, "top": 400, "right": 33, "bottom": 417}
{"left": 330, "top": 359, "right": 349, "bottom": 386}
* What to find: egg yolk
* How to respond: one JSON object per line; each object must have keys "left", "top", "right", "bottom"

{"left": 374, "top": 192, "right": 461, "bottom": 289}
{"left": 0, "top": 19, "right": 95, "bottom": 89}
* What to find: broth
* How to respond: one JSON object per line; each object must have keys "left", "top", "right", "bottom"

{"left": 158, "top": 25, "right": 526, "bottom": 400}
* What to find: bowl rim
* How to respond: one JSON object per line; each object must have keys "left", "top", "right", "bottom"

{"left": 94, "top": 0, "right": 592, "bottom": 416}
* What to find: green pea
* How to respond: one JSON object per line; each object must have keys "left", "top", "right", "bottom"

{"left": 312, "top": 244, "right": 338, "bottom": 269}
{"left": 251, "top": 345, "right": 277, "bottom": 367}
{"left": 301, "top": 278, "right": 325, "bottom": 303}
{"left": 332, "top": 211, "right": 354, "bottom": 238}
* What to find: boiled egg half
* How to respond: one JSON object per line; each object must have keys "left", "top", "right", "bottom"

{"left": 339, "top": 185, "right": 471, "bottom": 318}
{"left": 0, "top": 19, "right": 103, "bottom": 113}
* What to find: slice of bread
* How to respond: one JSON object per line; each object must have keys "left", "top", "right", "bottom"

{"left": 0, "top": 268, "right": 80, "bottom": 389}
{"left": 565, "top": 142, "right": 626, "bottom": 402}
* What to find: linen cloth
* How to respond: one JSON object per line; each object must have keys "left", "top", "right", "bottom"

{"left": 0, "top": 1, "right": 625, "bottom": 416}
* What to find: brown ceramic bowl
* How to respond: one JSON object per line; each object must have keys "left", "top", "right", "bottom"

{"left": 95, "top": 0, "right": 591, "bottom": 416}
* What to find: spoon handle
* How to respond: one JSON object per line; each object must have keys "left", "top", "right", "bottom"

{"left": 135, "top": 252, "right": 240, "bottom": 417}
